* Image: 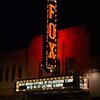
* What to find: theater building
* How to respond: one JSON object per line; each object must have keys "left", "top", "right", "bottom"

{"left": 0, "top": 25, "right": 100, "bottom": 100}
{"left": 0, "top": 25, "right": 100, "bottom": 99}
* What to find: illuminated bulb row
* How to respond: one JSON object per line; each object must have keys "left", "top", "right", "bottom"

{"left": 46, "top": 0, "right": 57, "bottom": 73}
{"left": 46, "top": 2, "right": 49, "bottom": 67}
{"left": 16, "top": 76, "right": 75, "bottom": 89}
{"left": 55, "top": 3, "right": 57, "bottom": 30}
{"left": 55, "top": 6, "right": 57, "bottom": 27}
{"left": 46, "top": 3, "right": 49, "bottom": 46}
{"left": 46, "top": 50, "right": 48, "bottom": 55}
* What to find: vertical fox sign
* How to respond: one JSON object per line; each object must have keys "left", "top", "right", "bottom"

{"left": 42, "top": 0, "right": 57, "bottom": 73}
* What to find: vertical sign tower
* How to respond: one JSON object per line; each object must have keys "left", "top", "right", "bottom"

{"left": 42, "top": 0, "right": 57, "bottom": 73}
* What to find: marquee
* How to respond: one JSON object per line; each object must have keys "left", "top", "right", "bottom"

{"left": 15, "top": 75, "right": 88, "bottom": 92}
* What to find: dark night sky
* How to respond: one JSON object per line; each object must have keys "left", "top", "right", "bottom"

{"left": 0, "top": 0, "right": 100, "bottom": 56}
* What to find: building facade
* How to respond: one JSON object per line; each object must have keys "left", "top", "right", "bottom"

{"left": 0, "top": 25, "right": 99, "bottom": 99}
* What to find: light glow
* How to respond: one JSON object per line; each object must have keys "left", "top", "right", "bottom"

{"left": 49, "top": 4, "right": 55, "bottom": 19}
{"left": 44, "top": 0, "right": 57, "bottom": 72}
{"left": 48, "top": 23, "right": 56, "bottom": 39}
{"left": 15, "top": 75, "right": 75, "bottom": 92}
{"left": 48, "top": 42, "right": 55, "bottom": 59}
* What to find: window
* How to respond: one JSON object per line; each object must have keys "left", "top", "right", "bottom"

{"left": 39, "top": 63, "right": 43, "bottom": 77}
{"left": 11, "top": 66, "right": 15, "bottom": 81}
{"left": 18, "top": 66, "right": 22, "bottom": 79}
{"left": 52, "top": 60, "right": 60, "bottom": 76}
{"left": 5, "top": 67, "right": 9, "bottom": 81}
{"left": 66, "top": 58, "right": 76, "bottom": 73}
{"left": 0, "top": 68, "right": 2, "bottom": 82}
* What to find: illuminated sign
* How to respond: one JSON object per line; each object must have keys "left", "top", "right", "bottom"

{"left": 43, "top": 0, "right": 57, "bottom": 73}
{"left": 16, "top": 76, "right": 74, "bottom": 92}
{"left": 15, "top": 76, "right": 89, "bottom": 92}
